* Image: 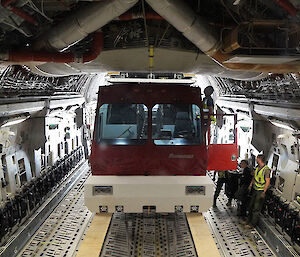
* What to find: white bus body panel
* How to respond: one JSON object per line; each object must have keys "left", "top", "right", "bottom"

{"left": 84, "top": 175, "right": 214, "bottom": 213}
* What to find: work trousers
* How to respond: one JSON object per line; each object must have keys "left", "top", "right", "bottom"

{"left": 247, "top": 189, "right": 265, "bottom": 226}
{"left": 236, "top": 184, "right": 250, "bottom": 216}
{"left": 226, "top": 173, "right": 239, "bottom": 201}
{"left": 213, "top": 178, "right": 227, "bottom": 203}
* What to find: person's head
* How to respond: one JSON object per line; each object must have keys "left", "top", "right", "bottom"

{"left": 204, "top": 86, "right": 214, "bottom": 97}
{"left": 256, "top": 154, "right": 266, "bottom": 167}
{"left": 240, "top": 159, "right": 248, "bottom": 169}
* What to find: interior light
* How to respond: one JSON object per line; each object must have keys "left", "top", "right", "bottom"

{"left": 1, "top": 117, "right": 28, "bottom": 128}
{"left": 270, "top": 120, "right": 294, "bottom": 131}
{"left": 277, "top": 134, "right": 288, "bottom": 139}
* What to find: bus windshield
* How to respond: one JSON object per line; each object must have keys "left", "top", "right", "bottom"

{"left": 152, "top": 104, "right": 202, "bottom": 145}
{"left": 96, "top": 103, "right": 148, "bottom": 145}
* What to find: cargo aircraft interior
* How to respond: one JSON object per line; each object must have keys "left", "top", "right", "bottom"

{"left": 0, "top": 0, "right": 300, "bottom": 256}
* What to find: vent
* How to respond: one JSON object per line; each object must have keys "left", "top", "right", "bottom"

{"left": 186, "top": 185, "right": 205, "bottom": 195}
{"left": 93, "top": 185, "right": 113, "bottom": 195}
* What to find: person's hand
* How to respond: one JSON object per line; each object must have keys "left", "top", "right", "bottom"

{"left": 261, "top": 191, "right": 265, "bottom": 198}
{"left": 248, "top": 185, "right": 252, "bottom": 192}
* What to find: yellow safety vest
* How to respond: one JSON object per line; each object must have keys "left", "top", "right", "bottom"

{"left": 253, "top": 165, "right": 269, "bottom": 191}
{"left": 203, "top": 98, "right": 216, "bottom": 123}
{"left": 203, "top": 98, "right": 209, "bottom": 120}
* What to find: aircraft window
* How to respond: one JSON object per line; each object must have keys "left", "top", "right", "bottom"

{"left": 97, "top": 104, "right": 148, "bottom": 145}
{"left": 278, "top": 176, "right": 285, "bottom": 192}
{"left": 152, "top": 104, "right": 202, "bottom": 145}
{"left": 271, "top": 154, "right": 279, "bottom": 170}
{"left": 271, "top": 153, "right": 279, "bottom": 186}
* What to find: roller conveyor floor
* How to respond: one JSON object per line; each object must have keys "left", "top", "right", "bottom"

{"left": 77, "top": 212, "right": 220, "bottom": 257}
{"left": 100, "top": 212, "right": 198, "bottom": 257}
{"left": 77, "top": 202, "right": 276, "bottom": 257}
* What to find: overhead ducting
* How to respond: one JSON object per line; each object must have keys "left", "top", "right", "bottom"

{"left": 273, "top": 0, "right": 298, "bottom": 16}
{"left": 0, "top": 0, "right": 138, "bottom": 63}
{"left": 146, "top": 0, "right": 221, "bottom": 56}
{"left": 145, "top": 0, "right": 300, "bottom": 73}
{"left": 35, "top": 0, "right": 139, "bottom": 51}
{"left": 145, "top": 0, "right": 228, "bottom": 64}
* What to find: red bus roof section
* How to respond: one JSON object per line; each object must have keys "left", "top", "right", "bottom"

{"left": 99, "top": 83, "right": 202, "bottom": 106}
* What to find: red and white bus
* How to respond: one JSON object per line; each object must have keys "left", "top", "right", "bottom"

{"left": 85, "top": 83, "right": 237, "bottom": 213}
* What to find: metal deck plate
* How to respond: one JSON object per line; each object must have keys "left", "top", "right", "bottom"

{"left": 100, "top": 212, "right": 198, "bottom": 257}
{"left": 204, "top": 192, "right": 276, "bottom": 257}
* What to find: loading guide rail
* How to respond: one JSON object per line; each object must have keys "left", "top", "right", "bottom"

{"left": 19, "top": 163, "right": 92, "bottom": 257}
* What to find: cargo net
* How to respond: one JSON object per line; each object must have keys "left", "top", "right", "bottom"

{"left": 100, "top": 212, "right": 197, "bottom": 257}
{"left": 0, "top": 65, "right": 91, "bottom": 97}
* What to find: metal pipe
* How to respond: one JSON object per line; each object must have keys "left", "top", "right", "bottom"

{"left": 82, "top": 32, "right": 103, "bottom": 63}
{"left": 35, "top": 0, "right": 138, "bottom": 51}
{"left": 145, "top": 0, "right": 231, "bottom": 66}
{"left": 8, "top": 51, "right": 75, "bottom": 63}
{"left": 2, "top": 0, "right": 137, "bottom": 63}
{"left": 9, "top": 6, "right": 38, "bottom": 25}
{"left": 145, "top": 0, "right": 220, "bottom": 55}
{"left": 273, "top": 0, "right": 297, "bottom": 16}
{"left": 224, "top": 63, "right": 300, "bottom": 73}
{"left": 3, "top": 32, "right": 103, "bottom": 63}
{"left": 1, "top": 0, "right": 38, "bottom": 25}
{"left": 1, "top": 0, "right": 15, "bottom": 7}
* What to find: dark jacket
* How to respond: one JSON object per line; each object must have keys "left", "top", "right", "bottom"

{"left": 240, "top": 167, "right": 252, "bottom": 187}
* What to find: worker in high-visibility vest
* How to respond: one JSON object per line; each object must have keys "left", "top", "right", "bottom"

{"left": 245, "top": 154, "right": 270, "bottom": 228}
{"left": 202, "top": 86, "right": 216, "bottom": 126}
